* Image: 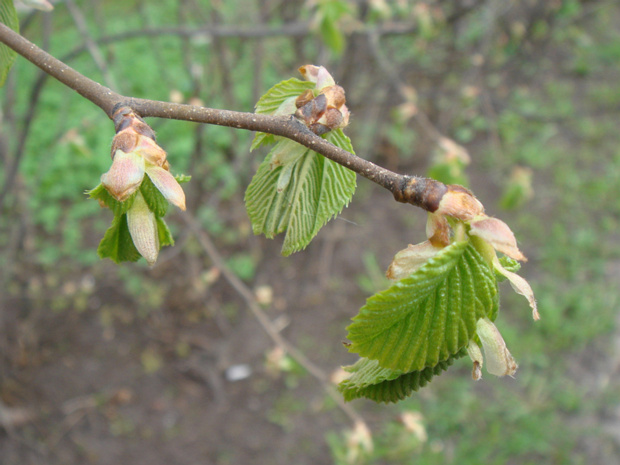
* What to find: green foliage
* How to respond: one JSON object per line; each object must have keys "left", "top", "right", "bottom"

{"left": 141, "top": 175, "right": 169, "bottom": 217}
{"left": 97, "top": 213, "right": 142, "bottom": 264}
{"left": 254, "top": 77, "right": 315, "bottom": 115}
{"left": 339, "top": 350, "right": 466, "bottom": 403}
{"left": 90, "top": 179, "right": 176, "bottom": 264}
{"left": 0, "top": 0, "right": 18, "bottom": 87}
{"left": 246, "top": 75, "right": 357, "bottom": 255}
{"left": 347, "top": 241, "right": 498, "bottom": 374}
{"left": 89, "top": 183, "right": 136, "bottom": 216}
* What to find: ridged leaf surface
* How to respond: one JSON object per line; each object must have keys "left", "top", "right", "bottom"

{"left": 347, "top": 241, "right": 498, "bottom": 372}
{"left": 245, "top": 130, "right": 356, "bottom": 256}
{"left": 247, "top": 76, "right": 356, "bottom": 255}
{"left": 339, "top": 351, "right": 466, "bottom": 403}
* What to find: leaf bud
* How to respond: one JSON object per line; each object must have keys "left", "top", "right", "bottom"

{"left": 100, "top": 150, "right": 145, "bottom": 202}
{"left": 127, "top": 192, "right": 160, "bottom": 266}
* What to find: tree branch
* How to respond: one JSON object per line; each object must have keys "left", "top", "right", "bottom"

{"left": 0, "top": 22, "right": 451, "bottom": 213}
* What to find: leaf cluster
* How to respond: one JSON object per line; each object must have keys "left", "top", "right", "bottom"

{"left": 340, "top": 240, "right": 499, "bottom": 403}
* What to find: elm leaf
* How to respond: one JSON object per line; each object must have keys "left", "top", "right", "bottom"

{"left": 346, "top": 241, "right": 498, "bottom": 373}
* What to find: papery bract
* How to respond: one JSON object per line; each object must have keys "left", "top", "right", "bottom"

{"left": 435, "top": 185, "right": 484, "bottom": 221}
{"left": 467, "top": 340, "right": 483, "bottom": 380}
{"left": 476, "top": 317, "right": 518, "bottom": 377}
{"left": 493, "top": 257, "right": 539, "bottom": 320}
{"left": 127, "top": 192, "right": 159, "bottom": 266}
{"left": 146, "top": 165, "right": 186, "bottom": 211}
{"left": 470, "top": 216, "right": 526, "bottom": 261}
{"left": 386, "top": 240, "right": 442, "bottom": 281}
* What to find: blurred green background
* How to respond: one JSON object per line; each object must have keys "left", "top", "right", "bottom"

{"left": 1, "top": 1, "right": 620, "bottom": 464}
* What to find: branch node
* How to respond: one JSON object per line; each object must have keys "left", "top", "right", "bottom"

{"left": 393, "top": 176, "right": 447, "bottom": 213}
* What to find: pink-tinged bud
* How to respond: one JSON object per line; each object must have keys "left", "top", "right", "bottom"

{"left": 435, "top": 185, "right": 484, "bottom": 221}
{"left": 127, "top": 192, "right": 160, "bottom": 266}
{"left": 426, "top": 213, "right": 450, "bottom": 247}
{"left": 101, "top": 150, "right": 145, "bottom": 202}
{"left": 469, "top": 216, "right": 526, "bottom": 262}
{"left": 466, "top": 340, "right": 483, "bottom": 380}
{"left": 386, "top": 240, "right": 442, "bottom": 281}
{"left": 146, "top": 165, "right": 187, "bottom": 211}
{"left": 111, "top": 131, "right": 140, "bottom": 156}
{"left": 476, "top": 317, "right": 518, "bottom": 377}
{"left": 298, "top": 65, "right": 335, "bottom": 90}
{"left": 493, "top": 257, "right": 539, "bottom": 320}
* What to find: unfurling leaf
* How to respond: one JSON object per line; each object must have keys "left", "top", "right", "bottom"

{"left": 247, "top": 69, "right": 356, "bottom": 255}
{"left": 97, "top": 213, "right": 141, "bottom": 264}
{"left": 254, "top": 77, "right": 314, "bottom": 116}
{"left": 127, "top": 192, "right": 160, "bottom": 266}
{"left": 346, "top": 241, "right": 498, "bottom": 373}
{"left": 245, "top": 129, "right": 356, "bottom": 255}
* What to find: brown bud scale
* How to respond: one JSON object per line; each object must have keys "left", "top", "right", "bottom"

{"left": 295, "top": 93, "right": 327, "bottom": 125}
{"left": 320, "top": 85, "right": 346, "bottom": 109}
{"left": 111, "top": 131, "right": 140, "bottom": 157}
{"left": 295, "top": 90, "right": 315, "bottom": 109}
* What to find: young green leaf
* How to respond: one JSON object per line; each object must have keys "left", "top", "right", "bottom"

{"left": 245, "top": 129, "right": 356, "bottom": 256}
{"left": 251, "top": 77, "right": 315, "bottom": 151}
{"left": 339, "top": 350, "right": 466, "bottom": 403}
{"left": 254, "top": 77, "right": 314, "bottom": 115}
{"left": 0, "top": 0, "right": 18, "bottom": 88}
{"left": 88, "top": 183, "right": 136, "bottom": 216}
{"left": 156, "top": 216, "right": 174, "bottom": 248}
{"left": 97, "top": 214, "right": 141, "bottom": 264}
{"left": 140, "top": 174, "right": 169, "bottom": 217}
{"left": 347, "top": 241, "right": 498, "bottom": 373}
